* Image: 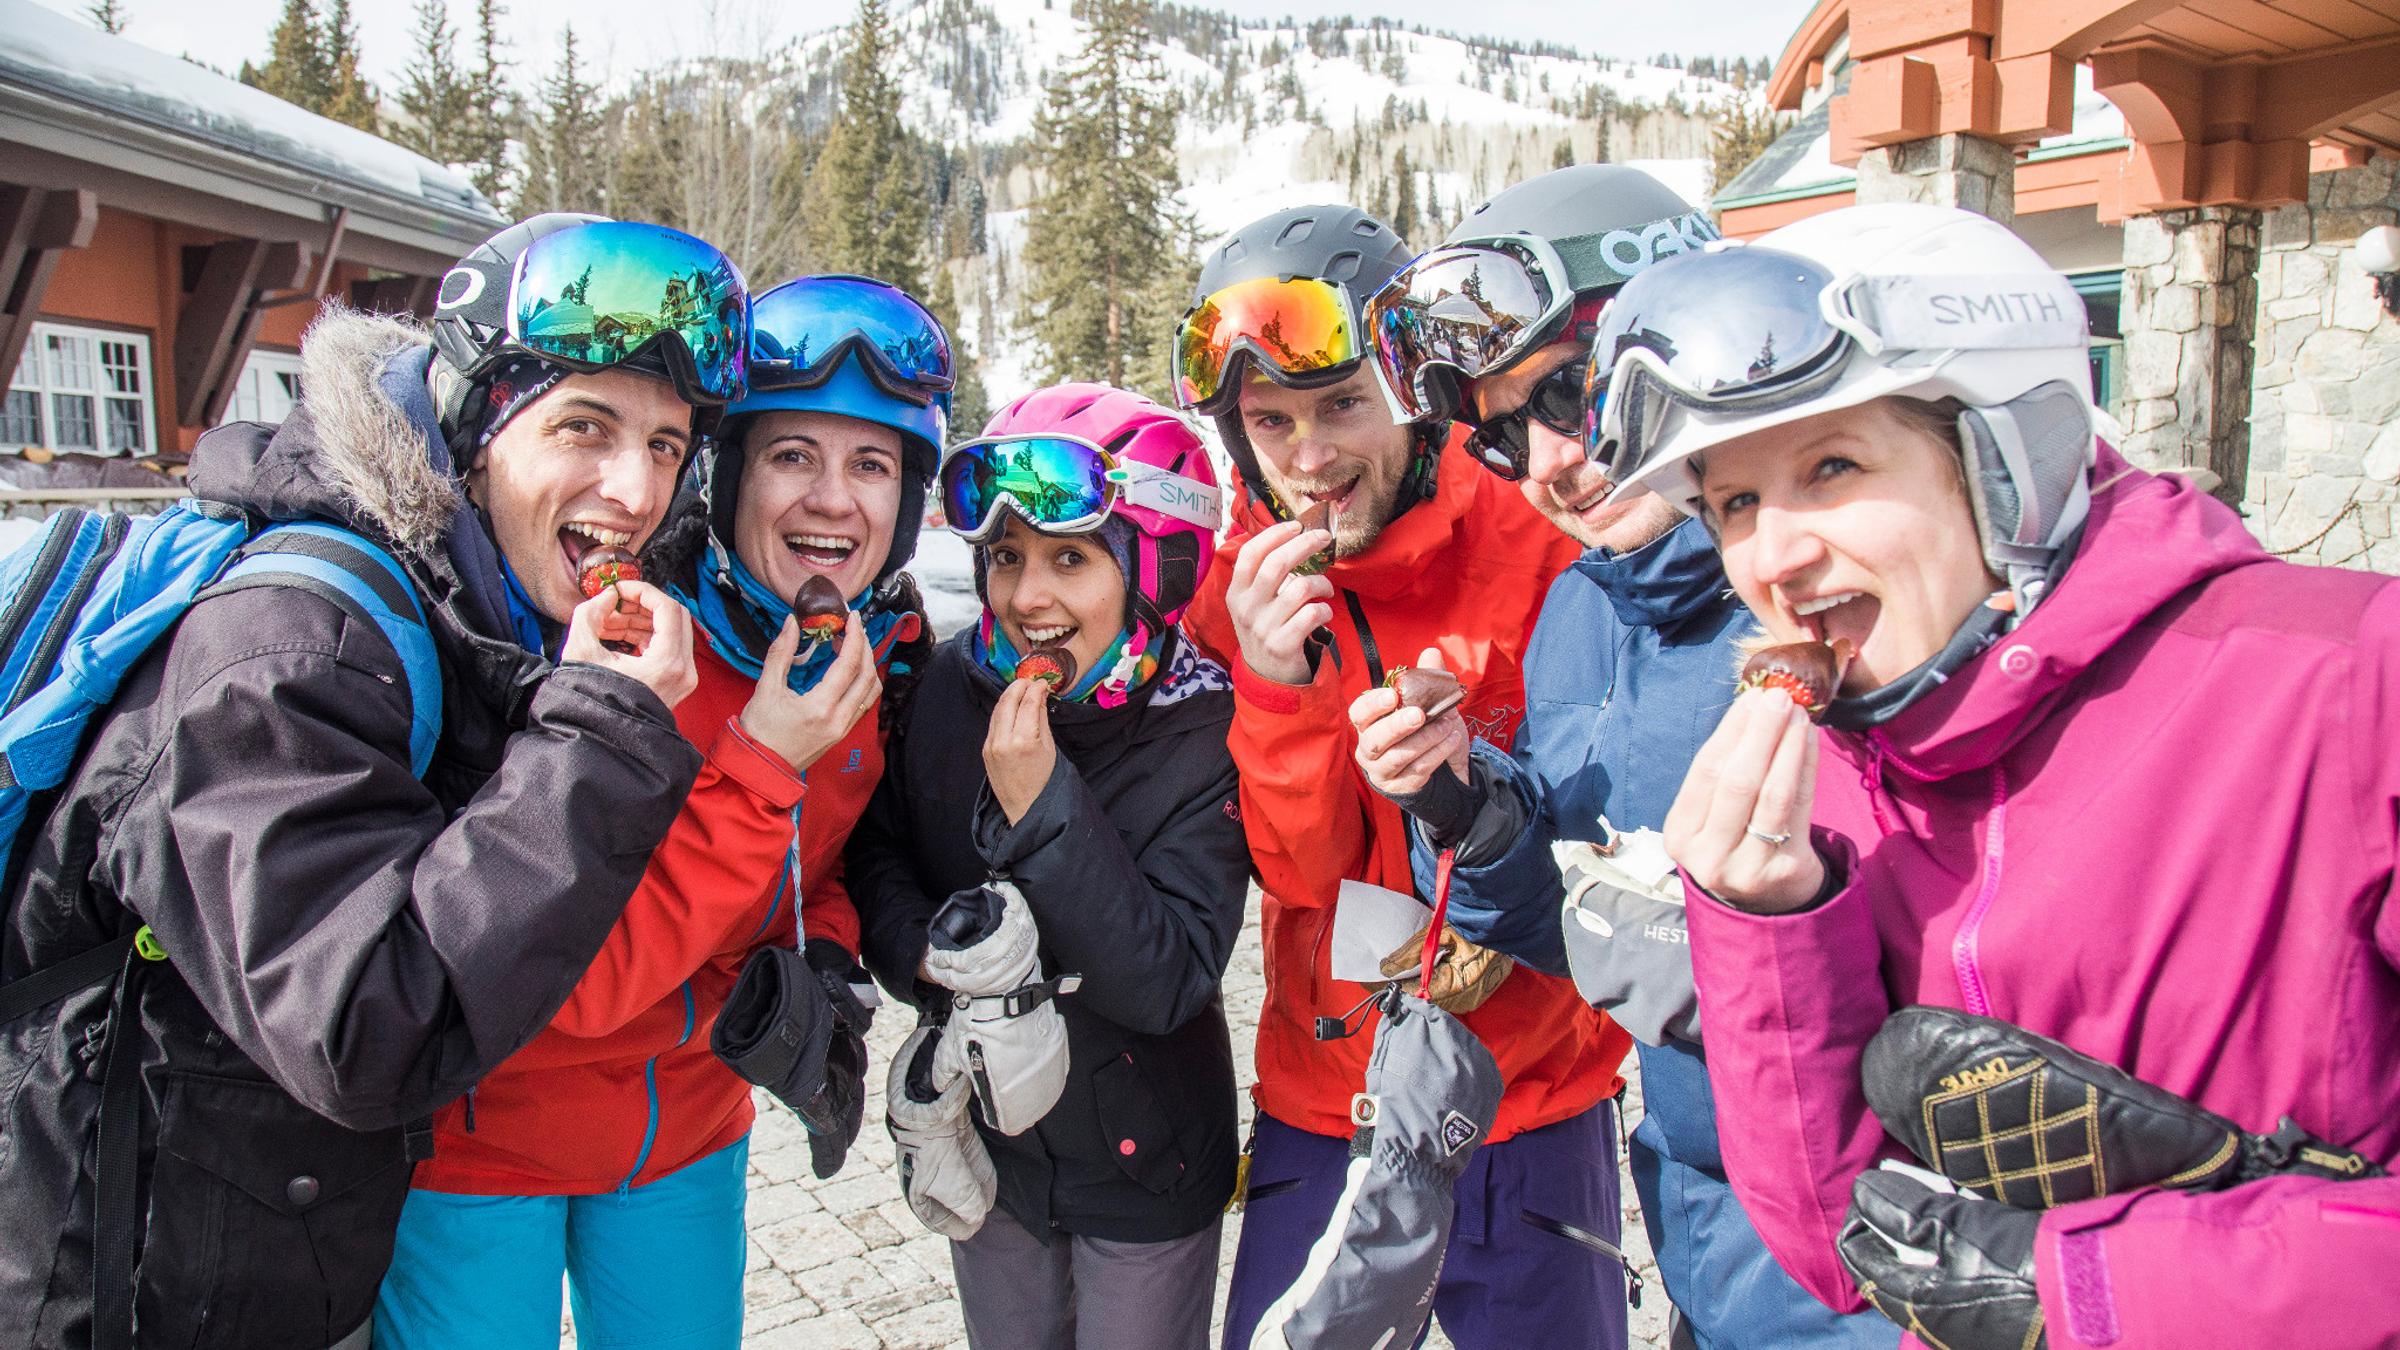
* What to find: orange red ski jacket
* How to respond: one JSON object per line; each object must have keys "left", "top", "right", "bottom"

{"left": 1182, "top": 435, "right": 1630, "bottom": 1144}
{"left": 413, "top": 635, "right": 883, "bottom": 1194}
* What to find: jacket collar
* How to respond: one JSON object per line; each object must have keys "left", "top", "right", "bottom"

{"left": 1574, "top": 515, "right": 1733, "bottom": 632}
{"left": 1833, "top": 445, "right": 2269, "bottom": 781}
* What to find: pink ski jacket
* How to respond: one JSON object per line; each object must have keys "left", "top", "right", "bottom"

{"left": 1687, "top": 447, "right": 2400, "bottom": 1349}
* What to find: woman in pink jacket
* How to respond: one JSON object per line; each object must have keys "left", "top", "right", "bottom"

{"left": 1578, "top": 202, "right": 2400, "bottom": 1350}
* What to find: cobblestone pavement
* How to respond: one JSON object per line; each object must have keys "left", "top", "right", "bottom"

{"left": 567, "top": 893, "right": 1667, "bottom": 1349}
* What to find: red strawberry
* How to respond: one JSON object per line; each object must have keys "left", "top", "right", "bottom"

{"left": 793, "top": 574, "right": 848, "bottom": 644}
{"left": 1737, "top": 639, "right": 1855, "bottom": 720}
{"left": 578, "top": 546, "right": 641, "bottom": 598}
{"left": 1384, "top": 665, "right": 1463, "bottom": 718}
{"left": 1013, "top": 646, "right": 1078, "bottom": 692}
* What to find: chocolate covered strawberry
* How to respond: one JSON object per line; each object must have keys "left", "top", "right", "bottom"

{"left": 793, "top": 574, "right": 848, "bottom": 645}
{"left": 1013, "top": 646, "right": 1077, "bottom": 692}
{"left": 1384, "top": 665, "right": 1463, "bottom": 718}
{"left": 578, "top": 546, "right": 641, "bottom": 598}
{"left": 1738, "top": 639, "right": 1854, "bottom": 719}
{"left": 1293, "top": 500, "right": 1335, "bottom": 576}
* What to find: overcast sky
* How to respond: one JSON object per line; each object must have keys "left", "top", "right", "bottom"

{"left": 35, "top": 0, "right": 1816, "bottom": 90}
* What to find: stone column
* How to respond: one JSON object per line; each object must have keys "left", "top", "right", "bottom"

{"left": 1852, "top": 133, "right": 2016, "bottom": 225}
{"left": 2247, "top": 159, "right": 2400, "bottom": 571}
{"left": 2116, "top": 207, "right": 2261, "bottom": 507}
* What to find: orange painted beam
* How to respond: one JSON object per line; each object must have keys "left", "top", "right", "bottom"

{"left": 1849, "top": 0, "right": 1997, "bottom": 59}
{"left": 1992, "top": 0, "right": 2189, "bottom": 61}
{"left": 1717, "top": 189, "right": 1861, "bottom": 240}
{"left": 1768, "top": 0, "right": 1854, "bottom": 111}
{"left": 2090, "top": 44, "right": 2207, "bottom": 143}
{"left": 2254, "top": 37, "right": 2400, "bottom": 142}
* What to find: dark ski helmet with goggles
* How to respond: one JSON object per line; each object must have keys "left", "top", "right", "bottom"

{"left": 429, "top": 212, "right": 751, "bottom": 465}
{"left": 1173, "top": 205, "right": 1437, "bottom": 514}
{"left": 1365, "top": 164, "right": 1715, "bottom": 481}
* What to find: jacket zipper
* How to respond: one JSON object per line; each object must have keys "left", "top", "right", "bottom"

{"left": 618, "top": 980, "right": 698, "bottom": 1198}
{"left": 1951, "top": 767, "right": 2010, "bottom": 1018}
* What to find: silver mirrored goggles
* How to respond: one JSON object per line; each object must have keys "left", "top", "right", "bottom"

{"left": 1580, "top": 247, "right": 1852, "bottom": 487}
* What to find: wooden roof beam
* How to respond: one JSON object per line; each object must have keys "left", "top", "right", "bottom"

{"left": 2255, "top": 38, "right": 2400, "bottom": 144}
{"left": 0, "top": 185, "right": 99, "bottom": 382}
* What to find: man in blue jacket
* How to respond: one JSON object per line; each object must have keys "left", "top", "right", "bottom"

{"left": 1348, "top": 165, "right": 1899, "bottom": 1350}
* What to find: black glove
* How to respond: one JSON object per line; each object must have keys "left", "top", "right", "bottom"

{"left": 796, "top": 939, "right": 874, "bottom": 1180}
{"left": 1863, "top": 1006, "right": 2382, "bottom": 1208}
{"left": 711, "top": 940, "right": 876, "bottom": 1180}
{"left": 1838, "top": 1168, "right": 2047, "bottom": 1350}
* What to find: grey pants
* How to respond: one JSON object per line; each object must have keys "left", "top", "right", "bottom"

{"left": 951, "top": 1212, "right": 1223, "bottom": 1350}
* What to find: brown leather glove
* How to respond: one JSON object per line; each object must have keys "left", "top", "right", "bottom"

{"left": 1380, "top": 921, "right": 1514, "bottom": 1014}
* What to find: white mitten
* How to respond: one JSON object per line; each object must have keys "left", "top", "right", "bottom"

{"left": 886, "top": 1022, "right": 996, "bottom": 1241}
{"left": 921, "top": 880, "right": 1077, "bottom": 1136}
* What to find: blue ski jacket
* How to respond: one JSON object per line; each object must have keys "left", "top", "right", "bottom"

{"left": 1412, "top": 517, "right": 1896, "bottom": 1350}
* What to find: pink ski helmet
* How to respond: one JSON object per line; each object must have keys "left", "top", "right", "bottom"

{"left": 974, "top": 383, "right": 1222, "bottom": 634}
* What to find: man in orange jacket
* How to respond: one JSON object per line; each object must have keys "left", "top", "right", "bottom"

{"left": 1173, "top": 204, "right": 1635, "bottom": 1350}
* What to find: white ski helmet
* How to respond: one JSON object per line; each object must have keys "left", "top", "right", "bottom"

{"left": 1588, "top": 203, "right": 2099, "bottom": 615}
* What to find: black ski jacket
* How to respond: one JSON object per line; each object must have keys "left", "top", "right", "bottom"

{"left": 0, "top": 310, "right": 700, "bottom": 1349}
{"left": 850, "top": 629, "right": 1247, "bottom": 1243}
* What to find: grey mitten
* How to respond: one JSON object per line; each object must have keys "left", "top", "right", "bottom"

{"left": 922, "top": 880, "right": 1077, "bottom": 1136}
{"left": 886, "top": 1022, "right": 996, "bottom": 1241}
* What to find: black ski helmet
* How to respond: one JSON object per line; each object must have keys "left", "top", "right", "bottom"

{"left": 1181, "top": 204, "right": 1428, "bottom": 508}
{"left": 427, "top": 212, "right": 729, "bottom": 459}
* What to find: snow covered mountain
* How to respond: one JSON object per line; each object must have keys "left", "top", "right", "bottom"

{"left": 798, "top": 0, "right": 1747, "bottom": 239}
{"left": 785, "top": 0, "right": 1755, "bottom": 410}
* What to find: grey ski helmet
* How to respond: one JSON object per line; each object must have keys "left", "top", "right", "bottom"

{"left": 1180, "top": 205, "right": 1424, "bottom": 504}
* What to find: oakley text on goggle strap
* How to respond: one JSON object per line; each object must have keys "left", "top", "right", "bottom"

{"left": 509, "top": 221, "right": 749, "bottom": 404}
{"left": 1173, "top": 276, "right": 1365, "bottom": 412}
{"left": 749, "top": 275, "right": 953, "bottom": 404}
{"left": 940, "top": 434, "right": 1223, "bottom": 543}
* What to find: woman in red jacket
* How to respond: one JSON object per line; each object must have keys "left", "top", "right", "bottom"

{"left": 374, "top": 277, "right": 953, "bottom": 1349}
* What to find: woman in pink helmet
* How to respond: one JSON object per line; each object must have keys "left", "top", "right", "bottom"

{"left": 845, "top": 383, "right": 1246, "bottom": 1350}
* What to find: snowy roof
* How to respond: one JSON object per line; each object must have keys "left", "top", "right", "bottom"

{"left": 1715, "top": 61, "right": 2128, "bottom": 208}
{"left": 0, "top": 0, "right": 499, "bottom": 227}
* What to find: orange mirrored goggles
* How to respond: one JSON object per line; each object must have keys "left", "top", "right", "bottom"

{"left": 1171, "top": 275, "right": 1366, "bottom": 414}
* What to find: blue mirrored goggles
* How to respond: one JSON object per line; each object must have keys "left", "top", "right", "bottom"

{"left": 748, "top": 275, "right": 954, "bottom": 407}
{"left": 508, "top": 221, "right": 750, "bottom": 405}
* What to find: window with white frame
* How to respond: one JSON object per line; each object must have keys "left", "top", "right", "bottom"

{"left": 1, "top": 322, "right": 156, "bottom": 457}
{"left": 222, "top": 349, "right": 305, "bottom": 426}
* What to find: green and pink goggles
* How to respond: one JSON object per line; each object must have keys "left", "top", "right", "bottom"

{"left": 939, "top": 433, "right": 1223, "bottom": 545}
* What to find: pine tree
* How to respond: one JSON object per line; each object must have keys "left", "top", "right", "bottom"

{"left": 1709, "top": 92, "right": 1785, "bottom": 194}
{"left": 320, "top": 0, "right": 378, "bottom": 133}
{"left": 805, "top": 0, "right": 925, "bottom": 293}
{"left": 516, "top": 26, "right": 602, "bottom": 216}
{"left": 396, "top": 0, "right": 471, "bottom": 164}
{"left": 924, "top": 265, "right": 992, "bottom": 437}
{"left": 1390, "top": 146, "right": 1418, "bottom": 243}
{"left": 1022, "top": 0, "right": 1193, "bottom": 395}
{"left": 242, "top": 0, "right": 332, "bottom": 111}
{"left": 85, "top": 0, "right": 129, "bottom": 34}
{"left": 463, "top": 0, "right": 515, "bottom": 204}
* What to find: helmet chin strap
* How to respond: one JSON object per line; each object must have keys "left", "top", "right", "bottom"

{"left": 1821, "top": 516, "right": 2086, "bottom": 732}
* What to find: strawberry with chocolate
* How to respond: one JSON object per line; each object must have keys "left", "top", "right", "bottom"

{"left": 1737, "top": 639, "right": 1854, "bottom": 720}
{"left": 793, "top": 574, "right": 849, "bottom": 646}
{"left": 1384, "top": 665, "right": 1463, "bottom": 718}
{"left": 578, "top": 546, "right": 641, "bottom": 599}
{"left": 1292, "top": 500, "right": 1335, "bottom": 576}
{"left": 1013, "top": 647, "right": 1078, "bottom": 693}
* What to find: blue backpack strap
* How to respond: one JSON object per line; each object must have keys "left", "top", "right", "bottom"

{"left": 205, "top": 523, "right": 441, "bottom": 779}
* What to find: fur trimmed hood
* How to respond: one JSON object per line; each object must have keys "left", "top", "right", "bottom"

{"left": 189, "top": 305, "right": 463, "bottom": 557}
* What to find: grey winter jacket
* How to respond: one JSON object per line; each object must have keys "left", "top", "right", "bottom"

{"left": 0, "top": 311, "right": 700, "bottom": 1349}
